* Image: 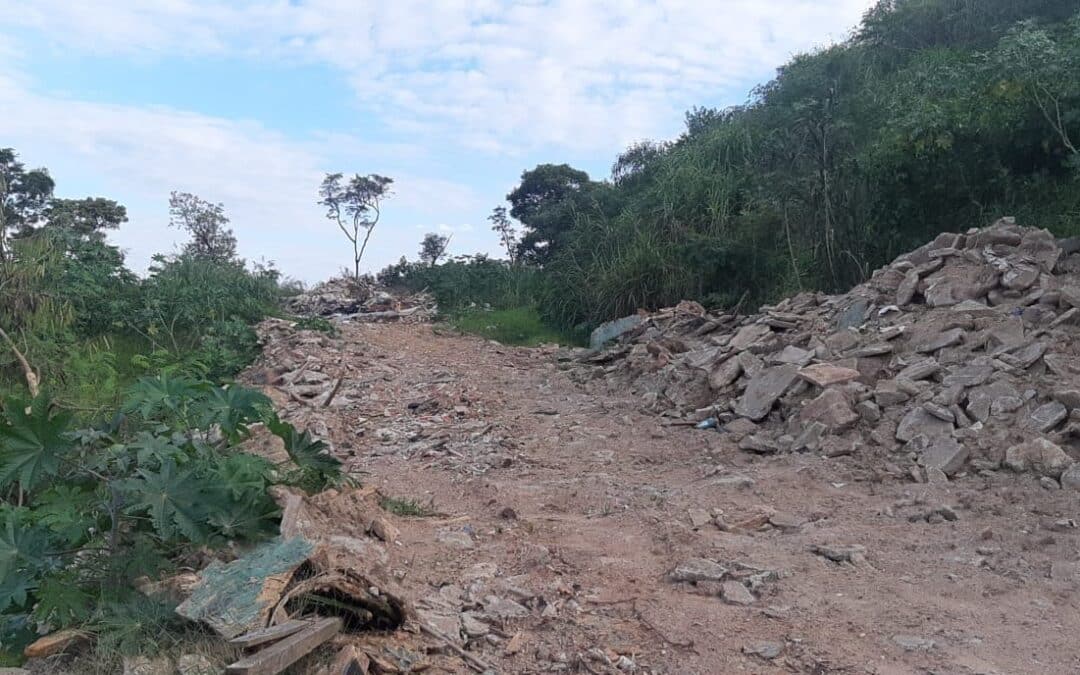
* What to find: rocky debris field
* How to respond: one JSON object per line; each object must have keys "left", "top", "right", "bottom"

{"left": 573, "top": 218, "right": 1080, "bottom": 493}
{"left": 211, "top": 216, "right": 1080, "bottom": 674}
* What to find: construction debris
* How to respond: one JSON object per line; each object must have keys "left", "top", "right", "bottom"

{"left": 285, "top": 276, "right": 436, "bottom": 322}
{"left": 570, "top": 219, "right": 1080, "bottom": 485}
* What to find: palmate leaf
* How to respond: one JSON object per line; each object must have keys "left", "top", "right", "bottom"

{"left": 0, "top": 394, "right": 75, "bottom": 491}
{"left": 0, "top": 515, "right": 51, "bottom": 612}
{"left": 207, "top": 495, "right": 280, "bottom": 541}
{"left": 32, "top": 574, "right": 95, "bottom": 627}
{"left": 33, "top": 485, "right": 102, "bottom": 548}
{"left": 121, "top": 459, "right": 209, "bottom": 543}
{"left": 196, "top": 385, "right": 272, "bottom": 442}
{"left": 123, "top": 374, "right": 201, "bottom": 421}
{"left": 267, "top": 417, "right": 341, "bottom": 475}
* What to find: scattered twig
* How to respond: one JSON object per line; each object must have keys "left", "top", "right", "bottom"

{"left": 320, "top": 377, "right": 343, "bottom": 407}
{"left": 419, "top": 621, "right": 493, "bottom": 673}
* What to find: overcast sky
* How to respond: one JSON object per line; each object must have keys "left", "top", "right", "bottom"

{"left": 0, "top": 0, "right": 874, "bottom": 283}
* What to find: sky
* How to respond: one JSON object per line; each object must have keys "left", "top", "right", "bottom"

{"left": 0, "top": 0, "right": 875, "bottom": 284}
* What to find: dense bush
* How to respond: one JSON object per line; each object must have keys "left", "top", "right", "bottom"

{"left": 0, "top": 379, "right": 341, "bottom": 661}
{"left": 503, "top": 0, "right": 1080, "bottom": 330}
{"left": 382, "top": 254, "right": 539, "bottom": 312}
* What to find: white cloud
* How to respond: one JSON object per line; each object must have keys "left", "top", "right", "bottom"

{"left": 0, "top": 0, "right": 875, "bottom": 153}
{"left": 0, "top": 74, "right": 482, "bottom": 282}
{"left": 0, "top": 0, "right": 877, "bottom": 280}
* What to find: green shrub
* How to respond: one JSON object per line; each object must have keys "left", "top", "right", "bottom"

{"left": 0, "top": 378, "right": 343, "bottom": 661}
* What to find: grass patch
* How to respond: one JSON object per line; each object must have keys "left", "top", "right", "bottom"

{"left": 379, "top": 496, "right": 436, "bottom": 517}
{"left": 448, "top": 306, "right": 584, "bottom": 347}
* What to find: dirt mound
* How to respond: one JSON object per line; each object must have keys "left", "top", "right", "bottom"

{"left": 572, "top": 218, "right": 1080, "bottom": 486}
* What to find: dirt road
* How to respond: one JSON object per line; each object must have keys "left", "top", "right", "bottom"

{"left": 250, "top": 321, "right": 1080, "bottom": 674}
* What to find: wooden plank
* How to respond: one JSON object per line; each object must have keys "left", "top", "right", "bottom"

{"left": 226, "top": 617, "right": 342, "bottom": 675}
{"left": 228, "top": 619, "right": 312, "bottom": 648}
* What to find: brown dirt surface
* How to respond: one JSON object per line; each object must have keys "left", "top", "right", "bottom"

{"left": 245, "top": 320, "right": 1080, "bottom": 674}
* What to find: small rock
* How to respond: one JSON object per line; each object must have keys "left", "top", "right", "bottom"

{"left": 856, "top": 400, "right": 882, "bottom": 422}
{"left": 919, "top": 437, "right": 969, "bottom": 476}
{"left": 897, "top": 407, "right": 953, "bottom": 442}
{"left": 739, "top": 433, "right": 781, "bottom": 454}
{"left": 436, "top": 529, "right": 475, "bottom": 549}
{"left": 1060, "top": 464, "right": 1080, "bottom": 490}
{"left": 1041, "top": 476, "right": 1061, "bottom": 490}
{"left": 687, "top": 508, "right": 713, "bottom": 529}
{"left": 743, "top": 640, "right": 783, "bottom": 660}
{"left": 1004, "top": 438, "right": 1074, "bottom": 478}
{"left": 671, "top": 558, "right": 728, "bottom": 583}
{"left": 768, "top": 512, "right": 804, "bottom": 532}
{"left": 892, "top": 635, "right": 935, "bottom": 652}
{"left": 721, "top": 580, "right": 756, "bottom": 606}
{"left": 461, "top": 611, "right": 491, "bottom": 638}
{"left": 811, "top": 543, "right": 866, "bottom": 564}
{"left": 1028, "top": 401, "right": 1068, "bottom": 432}
{"left": 800, "top": 388, "right": 859, "bottom": 432}
{"left": 733, "top": 365, "right": 801, "bottom": 421}
{"left": 915, "top": 328, "right": 965, "bottom": 354}
{"left": 798, "top": 363, "right": 861, "bottom": 388}
{"left": 922, "top": 401, "right": 955, "bottom": 422}
{"left": 791, "top": 421, "right": 827, "bottom": 453}
{"left": 483, "top": 595, "right": 530, "bottom": 619}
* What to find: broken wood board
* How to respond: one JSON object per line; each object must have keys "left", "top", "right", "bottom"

{"left": 176, "top": 537, "right": 314, "bottom": 639}
{"left": 229, "top": 619, "right": 312, "bottom": 648}
{"left": 226, "top": 616, "right": 341, "bottom": 675}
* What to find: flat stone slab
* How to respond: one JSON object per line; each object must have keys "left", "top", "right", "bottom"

{"left": 798, "top": 363, "right": 861, "bottom": 388}
{"left": 733, "top": 364, "right": 800, "bottom": 421}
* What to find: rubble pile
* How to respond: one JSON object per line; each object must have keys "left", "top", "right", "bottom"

{"left": 572, "top": 219, "right": 1080, "bottom": 485}
{"left": 286, "top": 276, "right": 436, "bottom": 322}
{"left": 247, "top": 319, "right": 518, "bottom": 476}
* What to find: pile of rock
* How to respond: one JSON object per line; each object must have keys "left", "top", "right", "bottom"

{"left": 572, "top": 219, "right": 1080, "bottom": 485}
{"left": 286, "top": 276, "right": 436, "bottom": 321}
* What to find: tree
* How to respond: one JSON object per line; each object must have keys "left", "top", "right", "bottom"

{"left": 418, "top": 233, "right": 451, "bottom": 267}
{"left": 487, "top": 206, "right": 518, "bottom": 262}
{"left": 318, "top": 173, "right": 393, "bottom": 281}
{"left": 168, "top": 192, "right": 237, "bottom": 262}
{"left": 42, "top": 198, "right": 127, "bottom": 239}
{"left": 507, "top": 164, "right": 591, "bottom": 265}
{"left": 0, "top": 149, "right": 54, "bottom": 261}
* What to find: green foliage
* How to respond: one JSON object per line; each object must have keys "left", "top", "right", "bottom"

{"left": 0, "top": 395, "right": 74, "bottom": 492}
{"left": 508, "top": 1, "right": 1080, "bottom": 331}
{"left": 0, "top": 378, "right": 343, "bottom": 659}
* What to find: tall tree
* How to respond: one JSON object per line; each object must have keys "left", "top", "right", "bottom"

{"left": 507, "top": 164, "right": 590, "bottom": 264}
{"left": 40, "top": 198, "right": 128, "bottom": 239}
{"left": 487, "top": 206, "right": 517, "bottom": 262}
{"left": 168, "top": 192, "right": 237, "bottom": 262}
{"left": 0, "top": 149, "right": 54, "bottom": 261}
{"left": 318, "top": 173, "right": 393, "bottom": 282}
{"left": 418, "top": 232, "right": 451, "bottom": 266}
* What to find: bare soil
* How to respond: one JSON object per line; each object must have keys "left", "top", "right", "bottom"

{"left": 250, "top": 321, "right": 1080, "bottom": 674}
